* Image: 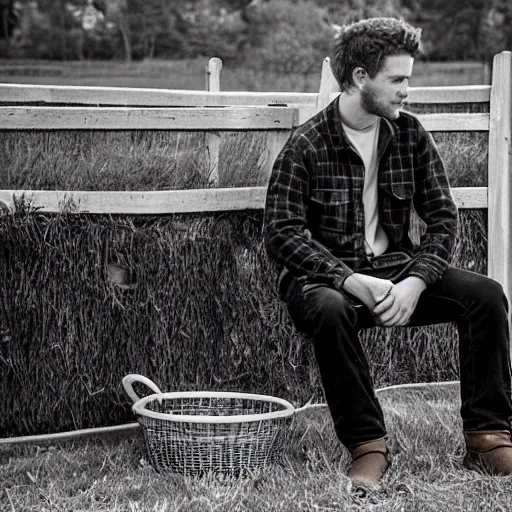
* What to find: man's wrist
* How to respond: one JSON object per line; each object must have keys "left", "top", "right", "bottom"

{"left": 335, "top": 270, "right": 355, "bottom": 291}
{"left": 402, "top": 275, "right": 427, "bottom": 292}
{"left": 342, "top": 272, "right": 363, "bottom": 294}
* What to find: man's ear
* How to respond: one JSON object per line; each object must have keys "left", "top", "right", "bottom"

{"left": 352, "top": 67, "right": 368, "bottom": 89}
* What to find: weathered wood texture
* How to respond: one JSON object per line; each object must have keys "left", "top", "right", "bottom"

{"left": 205, "top": 57, "right": 222, "bottom": 92}
{"left": 0, "top": 186, "right": 486, "bottom": 214}
{"left": 206, "top": 131, "right": 221, "bottom": 185}
{"left": 0, "top": 108, "right": 489, "bottom": 133}
{"left": 206, "top": 58, "right": 223, "bottom": 185}
{"left": 417, "top": 113, "right": 489, "bottom": 131}
{"left": 0, "top": 84, "right": 490, "bottom": 106}
{"left": 0, "top": 83, "right": 318, "bottom": 107}
{"left": 0, "top": 106, "right": 298, "bottom": 130}
{"left": 317, "top": 57, "right": 335, "bottom": 112}
{"left": 488, "top": 52, "right": 512, "bottom": 315}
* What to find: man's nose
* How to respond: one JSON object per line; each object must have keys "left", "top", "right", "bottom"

{"left": 399, "top": 80, "right": 409, "bottom": 99}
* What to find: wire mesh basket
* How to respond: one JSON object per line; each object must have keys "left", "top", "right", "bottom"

{"left": 122, "top": 374, "right": 295, "bottom": 477}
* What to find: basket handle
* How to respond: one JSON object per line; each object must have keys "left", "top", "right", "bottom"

{"left": 122, "top": 374, "right": 163, "bottom": 404}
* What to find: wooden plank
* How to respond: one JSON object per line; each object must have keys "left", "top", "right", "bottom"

{"left": 0, "top": 106, "right": 299, "bottom": 131}
{"left": 256, "top": 131, "right": 291, "bottom": 183}
{"left": 206, "top": 57, "right": 222, "bottom": 92}
{"left": 0, "top": 83, "right": 490, "bottom": 108}
{"left": 0, "top": 186, "right": 486, "bottom": 214}
{"left": 0, "top": 104, "right": 487, "bottom": 134}
{"left": 451, "top": 187, "right": 487, "bottom": 208}
{"left": 0, "top": 84, "right": 317, "bottom": 107}
{"left": 317, "top": 57, "right": 335, "bottom": 112}
{"left": 406, "top": 86, "right": 490, "bottom": 104}
{"left": 488, "top": 51, "right": 512, "bottom": 314}
{"left": 297, "top": 106, "right": 317, "bottom": 124}
{"left": 0, "top": 188, "right": 269, "bottom": 214}
{"left": 416, "top": 113, "right": 489, "bottom": 131}
{"left": 206, "top": 58, "right": 223, "bottom": 185}
{"left": 0, "top": 107, "right": 485, "bottom": 132}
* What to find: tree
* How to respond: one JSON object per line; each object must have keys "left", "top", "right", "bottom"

{"left": 12, "top": 0, "right": 77, "bottom": 59}
{"left": 0, "top": 0, "right": 18, "bottom": 57}
{"left": 0, "top": 0, "right": 16, "bottom": 38}
{"left": 406, "top": 0, "right": 491, "bottom": 61}
{"left": 242, "top": 0, "right": 333, "bottom": 74}
{"left": 479, "top": 0, "right": 512, "bottom": 59}
{"left": 316, "top": 0, "right": 405, "bottom": 23}
{"left": 102, "top": 0, "right": 131, "bottom": 61}
{"left": 135, "top": 0, "right": 185, "bottom": 59}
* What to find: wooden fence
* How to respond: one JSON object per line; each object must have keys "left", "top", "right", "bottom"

{"left": 0, "top": 51, "right": 511, "bottom": 323}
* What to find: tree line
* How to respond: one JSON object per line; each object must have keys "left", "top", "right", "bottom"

{"left": 0, "top": 0, "right": 510, "bottom": 67}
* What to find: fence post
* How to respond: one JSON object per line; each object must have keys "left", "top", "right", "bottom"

{"left": 316, "top": 57, "right": 339, "bottom": 112}
{"left": 488, "top": 51, "right": 512, "bottom": 329}
{"left": 205, "top": 57, "right": 223, "bottom": 185}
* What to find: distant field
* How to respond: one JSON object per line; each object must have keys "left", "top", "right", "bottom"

{"left": 0, "top": 58, "right": 490, "bottom": 91}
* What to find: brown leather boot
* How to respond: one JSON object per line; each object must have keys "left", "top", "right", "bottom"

{"left": 464, "top": 430, "right": 512, "bottom": 475}
{"left": 348, "top": 438, "right": 391, "bottom": 486}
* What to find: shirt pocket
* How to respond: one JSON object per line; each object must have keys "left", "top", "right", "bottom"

{"left": 390, "top": 183, "right": 414, "bottom": 201}
{"left": 380, "top": 182, "right": 414, "bottom": 209}
{"left": 308, "top": 188, "right": 354, "bottom": 233}
{"left": 380, "top": 182, "right": 415, "bottom": 244}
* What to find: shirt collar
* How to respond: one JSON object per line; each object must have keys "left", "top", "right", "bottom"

{"left": 327, "top": 95, "right": 398, "bottom": 154}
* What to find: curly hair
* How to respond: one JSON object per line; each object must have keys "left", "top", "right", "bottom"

{"left": 331, "top": 18, "right": 422, "bottom": 92}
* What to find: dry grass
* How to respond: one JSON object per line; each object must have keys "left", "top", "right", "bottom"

{"left": 0, "top": 131, "right": 283, "bottom": 191}
{"left": 0, "top": 129, "right": 488, "bottom": 191}
{"left": 2, "top": 384, "right": 511, "bottom": 511}
{"left": 0, "top": 205, "right": 485, "bottom": 436}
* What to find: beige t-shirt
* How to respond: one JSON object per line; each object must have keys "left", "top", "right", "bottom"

{"left": 342, "top": 119, "right": 389, "bottom": 257}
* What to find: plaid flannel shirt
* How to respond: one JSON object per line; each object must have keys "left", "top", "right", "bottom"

{"left": 264, "top": 96, "right": 458, "bottom": 292}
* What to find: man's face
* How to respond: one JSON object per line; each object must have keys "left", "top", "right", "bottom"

{"left": 360, "top": 54, "right": 413, "bottom": 120}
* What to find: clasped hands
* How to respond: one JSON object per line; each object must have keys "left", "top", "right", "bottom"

{"left": 343, "top": 273, "right": 427, "bottom": 327}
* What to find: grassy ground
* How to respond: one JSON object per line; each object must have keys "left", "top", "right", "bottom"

{"left": 0, "top": 58, "right": 489, "bottom": 91}
{"left": 2, "top": 384, "right": 511, "bottom": 511}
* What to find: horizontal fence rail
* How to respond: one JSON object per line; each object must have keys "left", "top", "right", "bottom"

{"left": 0, "top": 186, "right": 487, "bottom": 214}
{"left": 0, "top": 108, "right": 489, "bottom": 132}
{"left": 0, "top": 106, "right": 490, "bottom": 212}
{"left": 416, "top": 113, "right": 489, "bottom": 131}
{"left": 0, "top": 106, "right": 299, "bottom": 130}
{"left": 0, "top": 83, "right": 491, "bottom": 106}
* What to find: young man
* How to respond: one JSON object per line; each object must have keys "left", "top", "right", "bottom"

{"left": 264, "top": 17, "right": 512, "bottom": 486}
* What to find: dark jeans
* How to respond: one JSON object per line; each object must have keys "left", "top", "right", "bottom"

{"left": 283, "top": 254, "right": 512, "bottom": 448}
